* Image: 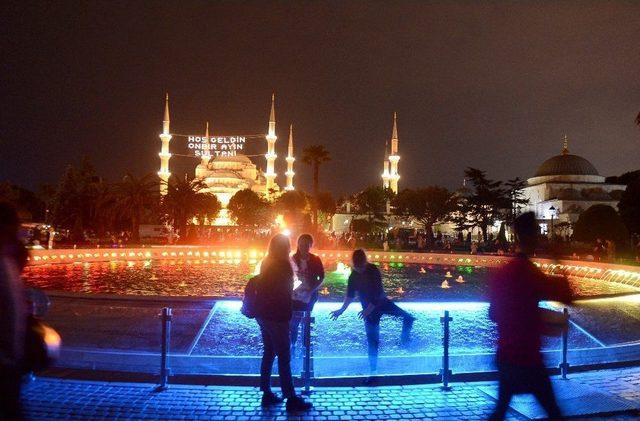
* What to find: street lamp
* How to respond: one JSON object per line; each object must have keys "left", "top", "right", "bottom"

{"left": 549, "top": 206, "right": 556, "bottom": 240}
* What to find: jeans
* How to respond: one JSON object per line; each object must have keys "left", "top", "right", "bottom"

{"left": 290, "top": 300, "right": 316, "bottom": 347}
{"left": 257, "top": 318, "right": 296, "bottom": 398}
{"left": 489, "top": 362, "right": 563, "bottom": 420}
{"left": 364, "top": 300, "right": 415, "bottom": 372}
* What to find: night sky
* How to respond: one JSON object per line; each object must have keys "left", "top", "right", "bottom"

{"left": 2, "top": 1, "right": 639, "bottom": 196}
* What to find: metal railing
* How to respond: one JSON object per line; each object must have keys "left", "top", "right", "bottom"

{"left": 153, "top": 306, "right": 571, "bottom": 391}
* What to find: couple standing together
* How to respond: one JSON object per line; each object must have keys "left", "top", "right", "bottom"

{"left": 252, "top": 234, "right": 415, "bottom": 411}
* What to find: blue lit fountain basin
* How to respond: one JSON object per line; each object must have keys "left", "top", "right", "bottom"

{"left": 23, "top": 251, "right": 640, "bottom": 377}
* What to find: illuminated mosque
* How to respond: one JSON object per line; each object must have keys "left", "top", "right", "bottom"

{"left": 521, "top": 136, "right": 626, "bottom": 231}
{"left": 157, "top": 94, "right": 295, "bottom": 225}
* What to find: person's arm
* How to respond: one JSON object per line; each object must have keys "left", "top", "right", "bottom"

{"left": 330, "top": 272, "right": 354, "bottom": 319}
{"left": 540, "top": 272, "right": 574, "bottom": 304}
{"left": 330, "top": 295, "right": 354, "bottom": 320}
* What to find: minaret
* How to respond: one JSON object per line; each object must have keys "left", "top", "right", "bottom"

{"left": 285, "top": 124, "right": 295, "bottom": 191}
{"left": 264, "top": 94, "right": 277, "bottom": 196}
{"left": 561, "top": 134, "right": 569, "bottom": 155}
{"left": 381, "top": 139, "right": 390, "bottom": 189}
{"left": 388, "top": 112, "right": 400, "bottom": 193}
{"left": 201, "top": 121, "right": 211, "bottom": 167}
{"left": 158, "top": 93, "right": 172, "bottom": 196}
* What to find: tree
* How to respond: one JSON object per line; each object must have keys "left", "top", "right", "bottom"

{"left": 227, "top": 189, "right": 273, "bottom": 228}
{"left": 618, "top": 176, "right": 640, "bottom": 236}
{"left": 301, "top": 145, "right": 331, "bottom": 231}
{"left": 504, "top": 177, "right": 529, "bottom": 227}
{"left": 392, "top": 186, "right": 455, "bottom": 243}
{"left": 50, "top": 158, "right": 107, "bottom": 241}
{"left": 274, "top": 190, "right": 309, "bottom": 230}
{"left": 454, "top": 168, "right": 509, "bottom": 241}
{"left": 162, "top": 175, "right": 221, "bottom": 240}
{"left": 0, "top": 182, "right": 45, "bottom": 221}
{"left": 352, "top": 186, "right": 394, "bottom": 233}
{"left": 316, "top": 191, "right": 336, "bottom": 228}
{"left": 573, "top": 204, "right": 628, "bottom": 243}
{"left": 111, "top": 173, "right": 159, "bottom": 242}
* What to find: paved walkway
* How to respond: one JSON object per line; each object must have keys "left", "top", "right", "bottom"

{"left": 22, "top": 367, "right": 640, "bottom": 420}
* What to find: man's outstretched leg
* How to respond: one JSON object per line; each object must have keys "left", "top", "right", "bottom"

{"left": 378, "top": 300, "right": 415, "bottom": 345}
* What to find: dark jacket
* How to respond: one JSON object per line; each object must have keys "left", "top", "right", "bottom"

{"left": 346, "top": 263, "right": 386, "bottom": 309}
{"left": 256, "top": 259, "right": 294, "bottom": 322}
{"left": 291, "top": 252, "right": 325, "bottom": 310}
{"left": 488, "top": 254, "right": 573, "bottom": 366}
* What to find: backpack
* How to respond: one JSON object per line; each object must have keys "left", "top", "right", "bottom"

{"left": 241, "top": 275, "right": 260, "bottom": 319}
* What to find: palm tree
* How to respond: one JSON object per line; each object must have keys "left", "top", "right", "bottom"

{"left": 301, "top": 145, "right": 331, "bottom": 232}
{"left": 112, "top": 173, "right": 159, "bottom": 243}
{"left": 162, "top": 175, "right": 221, "bottom": 242}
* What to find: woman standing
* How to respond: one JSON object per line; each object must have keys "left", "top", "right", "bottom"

{"left": 0, "top": 203, "right": 29, "bottom": 420}
{"left": 255, "top": 234, "right": 312, "bottom": 412}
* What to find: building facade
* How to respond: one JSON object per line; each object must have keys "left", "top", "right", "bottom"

{"left": 158, "top": 94, "right": 295, "bottom": 225}
{"left": 521, "top": 137, "right": 626, "bottom": 233}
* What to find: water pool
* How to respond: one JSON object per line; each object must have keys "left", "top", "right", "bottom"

{"left": 23, "top": 260, "right": 639, "bottom": 300}
{"left": 25, "top": 258, "right": 640, "bottom": 377}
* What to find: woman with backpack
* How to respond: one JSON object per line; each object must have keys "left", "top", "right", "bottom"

{"left": 254, "top": 233, "right": 312, "bottom": 412}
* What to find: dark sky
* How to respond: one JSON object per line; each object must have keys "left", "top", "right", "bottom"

{"left": 2, "top": 1, "right": 639, "bottom": 196}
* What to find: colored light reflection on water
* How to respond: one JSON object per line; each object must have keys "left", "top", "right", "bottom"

{"left": 23, "top": 260, "right": 640, "bottom": 300}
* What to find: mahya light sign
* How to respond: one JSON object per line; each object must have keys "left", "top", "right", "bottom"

{"left": 187, "top": 136, "right": 247, "bottom": 157}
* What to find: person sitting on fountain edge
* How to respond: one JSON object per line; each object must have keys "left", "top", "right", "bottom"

{"left": 330, "top": 249, "right": 416, "bottom": 383}
{"left": 290, "top": 234, "right": 325, "bottom": 352}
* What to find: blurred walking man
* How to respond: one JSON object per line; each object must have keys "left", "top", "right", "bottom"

{"left": 488, "top": 212, "right": 573, "bottom": 420}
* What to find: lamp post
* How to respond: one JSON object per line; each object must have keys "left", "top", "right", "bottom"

{"left": 549, "top": 206, "right": 556, "bottom": 240}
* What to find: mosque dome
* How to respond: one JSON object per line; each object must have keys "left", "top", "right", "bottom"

{"left": 212, "top": 154, "right": 253, "bottom": 165}
{"left": 534, "top": 153, "right": 599, "bottom": 177}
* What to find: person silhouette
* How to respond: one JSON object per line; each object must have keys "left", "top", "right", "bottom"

{"left": 330, "top": 249, "right": 415, "bottom": 383}
{"left": 0, "top": 203, "right": 29, "bottom": 421}
{"left": 488, "top": 212, "right": 573, "bottom": 420}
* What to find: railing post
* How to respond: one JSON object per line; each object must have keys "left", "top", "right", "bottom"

{"left": 301, "top": 310, "right": 314, "bottom": 395}
{"left": 440, "top": 310, "right": 453, "bottom": 391}
{"left": 559, "top": 307, "right": 570, "bottom": 380}
{"left": 157, "top": 307, "right": 172, "bottom": 391}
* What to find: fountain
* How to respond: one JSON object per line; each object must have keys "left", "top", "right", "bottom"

{"left": 445, "top": 271, "right": 452, "bottom": 278}
{"left": 441, "top": 280, "right": 451, "bottom": 289}
{"left": 456, "top": 275, "right": 465, "bottom": 283}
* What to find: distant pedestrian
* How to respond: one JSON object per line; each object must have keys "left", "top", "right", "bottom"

{"left": 330, "top": 249, "right": 415, "bottom": 384}
{"left": 0, "top": 203, "right": 29, "bottom": 421}
{"left": 254, "top": 234, "right": 312, "bottom": 412}
{"left": 290, "top": 234, "right": 324, "bottom": 351}
{"left": 488, "top": 212, "right": 573, "bottom": 420}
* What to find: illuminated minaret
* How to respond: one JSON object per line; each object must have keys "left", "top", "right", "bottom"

{"left": 381, "top": 139, "right": 390, "bottom": 189}
{"left": 388, "top": 112, "right": 400, "bottom": 193}
{"left": 201, "top": 121, "right": 211, "bottom": 167}
{"left": 264, "top": 94, "right": 277, "bottom": 196}
{"left": 285, "top": 124, "right": 295, "bottom": 191}
{"left": 158, "top": 93, "right": 172, "bottom": 196}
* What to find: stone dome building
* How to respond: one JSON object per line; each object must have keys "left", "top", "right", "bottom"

{"left": 521, "top": 137, "right": 626, "bottom": 232}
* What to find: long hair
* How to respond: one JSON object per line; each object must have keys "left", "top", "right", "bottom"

{"left": 260, "top": 234, "right": 293, "bottom": 279}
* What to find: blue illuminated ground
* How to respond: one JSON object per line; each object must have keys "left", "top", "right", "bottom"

{"left": 24, "top": 260, "right": 640, "bottom": 377}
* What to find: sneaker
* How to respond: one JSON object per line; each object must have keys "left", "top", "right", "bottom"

{"left": 285, "top": 395, "right": 313, "bottom": 412}
{"left": 261, "top": 391, "right": 284, "bottom": 406}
